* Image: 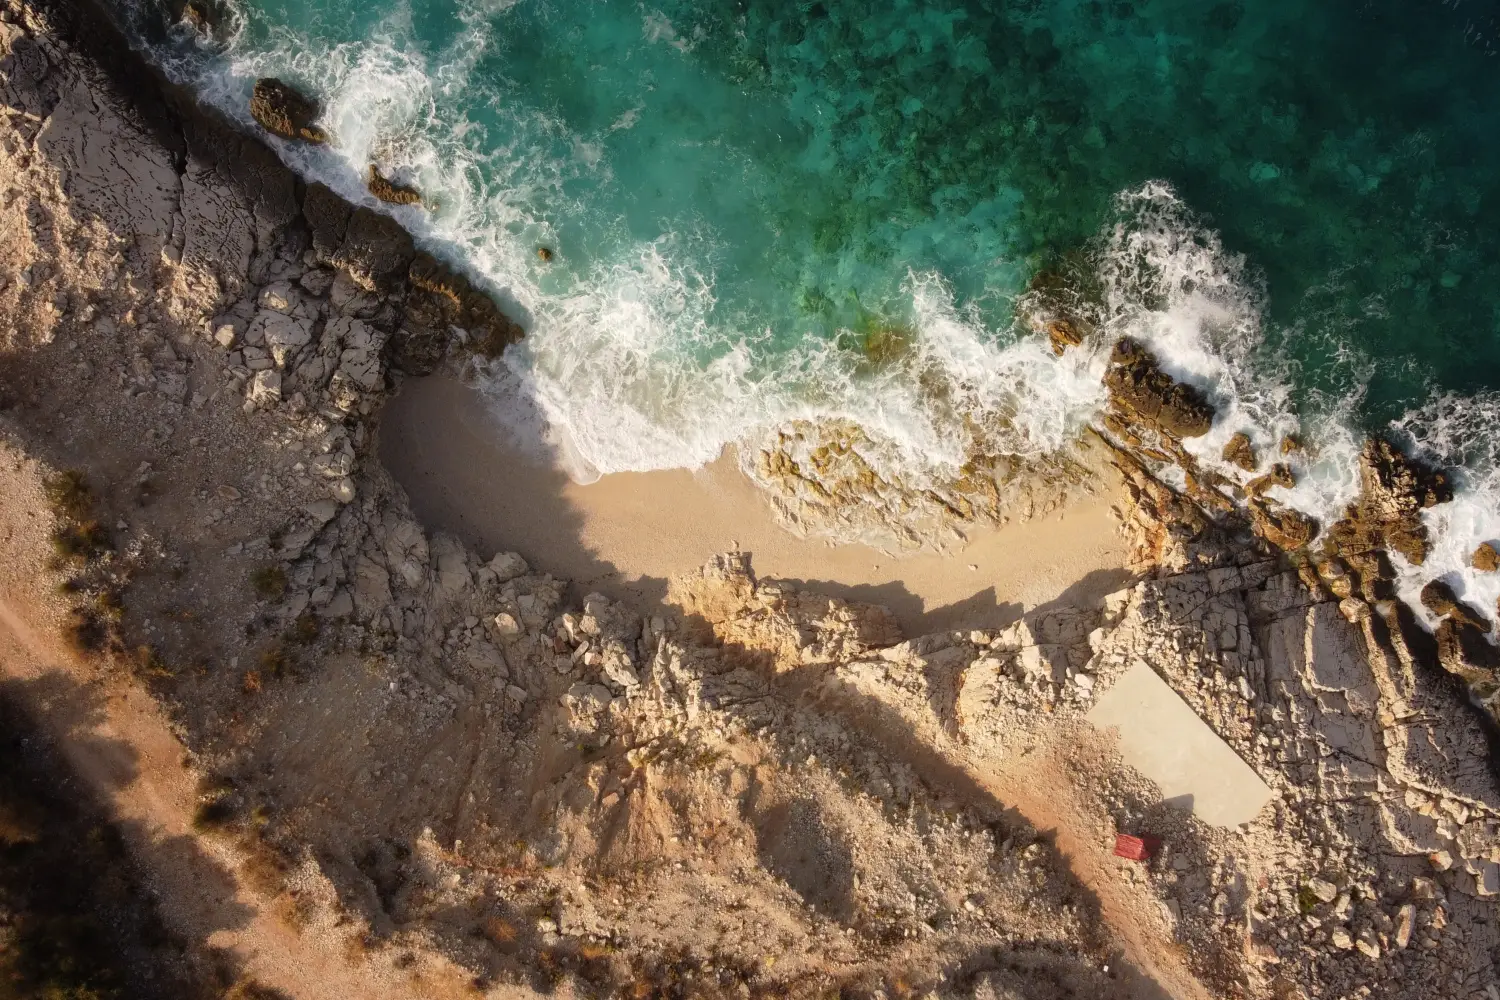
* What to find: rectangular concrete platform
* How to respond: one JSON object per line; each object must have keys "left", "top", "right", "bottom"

{"left": 1087, "top": 662, "right": 1274, "bottom": 829}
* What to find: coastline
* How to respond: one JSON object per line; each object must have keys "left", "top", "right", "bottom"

{"left": 3, "top": 2, "right": 1500, "bottom": 999}
{"left": 378, "top": 372, "right": 1131, "bottom": 634}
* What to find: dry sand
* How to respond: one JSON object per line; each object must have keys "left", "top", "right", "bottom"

{"left": 379, "top": 374, "right": 1133, "bottom": 634}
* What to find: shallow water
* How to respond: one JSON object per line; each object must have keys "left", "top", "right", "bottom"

{"left": 111, "top": 0, "right": 1500, "bottom": 617}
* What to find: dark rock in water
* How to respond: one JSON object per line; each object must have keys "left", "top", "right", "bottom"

{"left": 181, "top": 0, "right": 211, "bottom": 31}
{"left": 1103, "top": 338, "right": 1215, "bottom": 439}
{"left": 1473, "top": 542, "right": 1500, "bottom": 573}
{"left": 1420, "top": 580, "right": 1492, "bottom": 633}
{"left": 537, "top": 247, "right": 554, "bottom": 262}
{"left": 408, "top": 251, "right": 524, "bottom": 357}
{"left": 1245, "top": 463, "right": 1295, "bottom": 497}
{"left": 1324, "top": 437, "right": 1452, "bottom": 567}
{"left": 367, "top": 165, "right": 422, "bottom": 206}
{"left": 1046, "top": 319, "right": 1081, "bottom": 355}
{"left": 1248, "top": 498, "right": 1316, "bottom": 552}
{"left": 249, "top": 78, "right": 326, "bottom": 143}
{"left": 1222, "top": 431, "right": 1256, "bottom": 471}
{"left": 1435, "top": 618, "right": 1500, "bottom": 684}
{"left": 1279, "top": 433, "right": 1304, "bottom": 456}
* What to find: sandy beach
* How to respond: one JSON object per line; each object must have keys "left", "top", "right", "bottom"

{"left": 379, "top": 373, "right": 1133, "bottom": 634}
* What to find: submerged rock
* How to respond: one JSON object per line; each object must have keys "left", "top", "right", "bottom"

{"left": 1222, "top": 431, "right": 1257, "bottom": 471}
{"left": 1103, "top": 337, "right": 1215, "bottom": 439}
{"left": 367, "top": 165, "right": 422, "bottom": 206}
{"left": 249, "top": 78, "right": 326, "bottom": 143}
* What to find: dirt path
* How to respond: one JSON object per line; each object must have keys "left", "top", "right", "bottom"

{"left": 0, "top": 596, "right": 507, "bottom": 1000}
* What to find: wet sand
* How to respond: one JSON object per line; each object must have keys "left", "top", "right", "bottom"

{"left": 378, "top": 373, "right": 1133, "bottom": 634}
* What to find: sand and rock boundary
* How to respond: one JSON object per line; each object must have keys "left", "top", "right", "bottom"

{"left": 3, "top": 2, "right": 1500, "bottom": 999}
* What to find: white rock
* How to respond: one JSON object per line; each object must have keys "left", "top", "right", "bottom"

{"left": 493, "top": 612, "right": 521, "bottom": 636}
{"left": 331, "top": 477, "right": 356, "bottom": 504}
{"left": 1395, "top": 904, "right": 1415, "bottom": 949}
{"left": 1330, "top": 926, "right": 1353, "bottom": 950}
{"left": 213, "top": 324, "right": 238, "bottom": 348}
{"left": 247, "top": 369, "right": 281, "bottom": 406}
{"left": 1073, "top": 672, "right": 1095, "bottom": 691}
{"left": 1307, "top": 878, "right": 1339, "bottom": 904}
{"left": 258, "top": 280, "right": 298, "bottom": 313}
{"left": 488, "top": 551, "right": 529, "bottom": 582}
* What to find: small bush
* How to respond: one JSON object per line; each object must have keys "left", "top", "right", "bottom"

{"left": 249, "top": 566, "right": 287, "bottom": 600}
{"left": 133, "top": 645, "right": 172, "bottom": 678}
{"left": 286, "top": 612, "right": 319, "bottom": 645}
{"left": 241, "top": 670, "right": 262, "bottom": 694}
{"left": 51, "top": 520, "right": 109, "bottom": 563}
{"left": 63, "top": 609, "right": 108, "bottom": 655}
{"left": 42, "top": 469, "right": 93, "bottom": 521}
{"left": 258, "top": 645, "right": 290, "bottom": 679}
{"left": 191, "top": 797, "right": 238, "bottom": 832}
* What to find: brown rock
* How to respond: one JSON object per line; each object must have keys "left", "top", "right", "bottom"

{"left": 407, "top": 252, "right": 524, "bottom": 358}
{"left": 1222, "top": 432, "right": 1256, "bottom": 471}
{"left": 367, "top": 165, "right": 422, "bottom": 206}
{"left": 249, "top": 78, "right": 326, "bottom": 143}
{"left": 1420, "top": 580, "right": 1492, "bottom": 633}
{"left": 1472, "top": 542, "right": 1499, "bottom": 573}
{"left": 1435, "top": 618, "right": 1500, "bottom": 684}
{"left": 1324, "top": 437, "right": 1453, "bottom": 567}
{"left": 1245, "top": 463, "right": 1295, "bottom": 497}
{"left": 1279, "top": 433, "right": 1303, "bottom": 455}
{"left": 1103, "top": 338, "right": 1215, "bottom": 439}
{"left": 537, "top": 247, "right": 554, "bottom": 262}
{"left": 1249, "top": 499, "right": 1317, "bottom": 552}
{"left": 1046, "top": 319, "right": 1082, "bottom": 355}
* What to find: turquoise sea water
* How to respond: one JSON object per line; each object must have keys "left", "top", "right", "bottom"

{"left": 115, "top": 0, "right": 1500, "bottom": 612}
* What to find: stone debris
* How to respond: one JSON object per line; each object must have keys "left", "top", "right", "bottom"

{"left": 3, "top": 7, "right": 1500, "bottom": 998}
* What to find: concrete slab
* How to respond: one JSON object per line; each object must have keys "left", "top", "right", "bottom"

{"left": 1087, "top": 662, "right": 1274, "bottom": 829}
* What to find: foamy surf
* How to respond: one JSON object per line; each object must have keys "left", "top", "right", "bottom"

{"left": 112, "top": 0, "right": 1500, "bottom": 637}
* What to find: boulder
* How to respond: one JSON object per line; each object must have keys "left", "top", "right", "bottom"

{"left": 1435, "top": 618, "right": 1500, "bottom": 684}
{"left": 1245, "top": 463, "right": 1295, "bottom": 496}
{"left": 1046, "top": 318, "right": 1082, "bottom": 355}
{"left": 1325, "top": 437, "right": 1452, "bottom": 567}
{"left": 1248, "top": 499, "right": 1316, "bottom": 552}
{"left": 367, "top": 165, "right": 422, "bottom": 206}
{"left": 249, "top": 78, "right": 326, "bottom": 143}
{"left": 1473, "top": 542, "right": 1499, "bottom": 573}
{"left": 1420, "top": 579, "right": 1492, "bottom": 633}
{"left": 1102, "top": 338, "right": 1214, "bottom": 439}
{"left": 1222, "top": 432, "right": 1256, "bottom": 471}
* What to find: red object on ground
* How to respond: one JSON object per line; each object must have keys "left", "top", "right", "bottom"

{"left": 1113, "top": 834, "right": 1161, "bottom": 861}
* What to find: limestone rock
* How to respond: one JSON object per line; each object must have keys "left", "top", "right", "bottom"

{"left": 249, "top": 78, "right": 327, "bottom": 143}
{"left": 368, "top": 165, "right": 422, "bottom": 206}
{"left": 1325, "top": 437, "right": 1452, "bottom": 567}
{"left": 1472, "top": 542, "right": 1499, "bottom": 573}
{"left": 1102, "top": 338, "right": 1215, "bottom": 439}
{"left": 1420, "top": 579, "right": 1492, "bottom": 633}
{"left": 1248, "top": 498, "right": 1316, "bottom": 552}
{"left": 1222, "top": 431, "right": 1256, "bottom": 472}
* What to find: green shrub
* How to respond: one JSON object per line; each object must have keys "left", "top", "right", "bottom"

{"left": 42, "top": 469, "right": 93, "bottom": 521}
{"left": 249, "top": 566, "right": 287, "bottom": 600}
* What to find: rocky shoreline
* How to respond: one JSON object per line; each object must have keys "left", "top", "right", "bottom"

{"left": 3, "top": 2, "right": 1500, "bottom": 998}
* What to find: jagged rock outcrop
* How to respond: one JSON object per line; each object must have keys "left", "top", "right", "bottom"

{"left": 249, "top": 78, "right": 326, "bottom": 143}
{"left": 1223, "top": 431, "right": 1257, "bottom": 471}
{"left": 367, "top": 164, "right": 421, "bottom": 206}
{"left": 1325, "top": 437, "right": 1453, "bottom": 567}
{"left": 1102, "top": 337, "right": 1215, "bottom": 439}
